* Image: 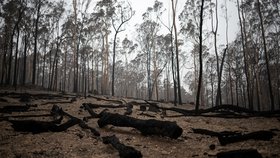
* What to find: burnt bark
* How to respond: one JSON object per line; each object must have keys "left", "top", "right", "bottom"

{"left": 196, "top": 0, "right": 205, "bottom": 112}
{"left": 192, "top": 128, "right": 275, "bottom": 145}
{"left": 97, "top": 112, "right": 183, "bottom": 139}
{"left": 7, "top": 104, "right": 100, "bottom": 136}
{"left": 217, "top": 149, "right": 263, "bottom": 158}
{"left": 102, "top": 135, "right": 142, "bottom": 158}
{"left": 32, "top": 1, "right": 42, "bottom": 85}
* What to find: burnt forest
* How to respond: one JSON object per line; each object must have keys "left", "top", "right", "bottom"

{"left": 0, "top": 0, "right": 280, "bottom": 158}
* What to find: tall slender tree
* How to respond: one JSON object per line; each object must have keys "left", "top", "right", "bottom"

{"left": 196, "top": 0, "right": 205, "bottom": 112}
{"left": 171, "top": 0, "right": 182, "bottom": 104}
{"left": 111, "top": 1, "right": 134, "bottom": 96}
{"left": 256, "top": 0, "right": 275, "bottom": 111}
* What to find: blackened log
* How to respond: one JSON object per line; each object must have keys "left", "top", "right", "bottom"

{"left": 83, "top": 103, "right": 126, "bottom": 109}
{"left": 7, "top": 116, "right": 81, "bottom": 134}
{"left": 86, "top": 96, "right": 124, "bottom": 104}
{"left": 41, "top": 100, "right": 73, "bottom": 105}
{"left": 218, "top": 130, "right": 275, "bottom": 145}
{"left": 192, "top": 128, "right": 275, "bottom": 145}
{"left": 192, "top": 128, "right": 240, "bottom": 137}
{"left": 217, "top": 149, "right": 262, "bottom": 158}
{"left": 0, "top": 97, "right": 8, "bottom": 102}
{"left": 102, "top": 135, "right": 142, "bottom": 158}
{"left": 98, "top": 112, "right": 183, "bottom": 139}
{"left": 160, "top": 104, "right": 280, "bottom": 118}
{"left": 0, "top": 105, "right": 30, "bottom": 113}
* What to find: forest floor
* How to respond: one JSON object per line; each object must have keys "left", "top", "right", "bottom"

{"left": 0, "top": 87, "right": 280, "bottom": 158}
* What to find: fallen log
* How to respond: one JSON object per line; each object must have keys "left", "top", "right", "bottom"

{"left": 7, "top": 105, "right": 100, "bottom": 136}
{"left": 102, "top": 135, "right": 142, "bottom": 158}
{"left": 0, "top": 105, "right": 30, "bottom": 113}
{"left": 216, "top": 149, "right": 263, "bottom": 158}
{"left": 0, "top": 97, "right": 8, "bottom": 102}
{"left": 7, "top": 116, "right": 80, "bottom": 134}
{"left": 158, "top": 104, "right": 280, "bottom": 118}
{"left": 87, "top": 96, "right": 124, "bottom": 105}
{"left": 192, "top": 128, "right": 239, "bottom": 137}
{"left": 192, "top": 128, "right": 275, "bottom": 145}
{"left": 82, "top": 103, "right": 126, "bottom": 109}
{"left": 98, "top": 112, "right": 183, "bottom": 139}
{"left": 41, "top": 100, "right": 74, "bottom": 105}
{"left": 218, "top": 130, "right": 275, "bottom": 145}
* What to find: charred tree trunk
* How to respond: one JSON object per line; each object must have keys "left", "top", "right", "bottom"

{"left": 32, "top": 1, "right": 41, "bottom": 85}
{"left": 171, "top": 0, "right": 182, "bottom": 105}
{"left": 195, "top": 0, "right": 205, "bottom": 112}
{"left": 13, "top": 26, "right": 20, "bottom": 89}
{"left": 171, "top": 28, "right": 177, "bottom": 106}
{"left": 256, "top": 0, "right": 275, "bottom": 111}
{"left": 41, "top": 40, "right": 48, "bottom": 88}
{"left": 1, "top": 27, "right": 8, "bottom": 85}
{"left": 22, "top": 34, "right": 28, "bottom": 85}
{"left": 237, "top": 0, "right": 252, "bottom": 109}
{"left": 7, "top": 24, "right": 17, "bottom": 85}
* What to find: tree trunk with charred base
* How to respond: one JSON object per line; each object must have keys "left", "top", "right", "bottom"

{"left": 22, "top": 34, "right": 28, "bottom": 85}
{"left": 238, "top": 0, "right": 253, "bottom": 110}
{"left": 97, "top": 112, "right": 183, "bottom": 139}
{"left": 256, "top": 0, "right": 275, "bottom": 111}
{"left": 171, "top": 0, "right": 182, "bottom": 105}
{"left": 195, "top": 0, "right": 205, "bottom": 112}
{"left": 112, "top": 33, "right": 118, "bottom": 96}
{"left": 216, "top": 46, "right": 228, "bottom": 106}
{"left": 170, "top": 29, "right": 177, "bottom": 106}
{"left": 32, "top": 1, "right": 41, "bottom": 85}
{"left": 102, "top": 135, "right": 142, "bottom": 158}
{"left": 8, "top": 116, "right": 79, "bottom": 134}
{"left": 13, "top": 26, "right": 20, "bottom": 89}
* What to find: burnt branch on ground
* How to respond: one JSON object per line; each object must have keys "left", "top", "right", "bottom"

{"left": 87, "top": 95, "right": 124, "bottom": 105}
{"left": 102, "top": 135, "right": 142, "bottom": 158}
{"left": 82, "top": 103, "right": 126, "bottom": 109}
{"left": 192, "top": 128, "right": 275, "bottom": 145}
{"left": 216, "top": 149, "right": 263, "bottom": 158}
{"left": 0, "top": 104, "right": 33, "bottom": 113}
{"left": 7, "top": 105, "right": 100, "bottom": 136}
{"left": 155, "top": 104, "right": 280, "bottom": 118}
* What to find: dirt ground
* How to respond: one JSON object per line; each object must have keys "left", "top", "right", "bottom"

{"left": 0, "top": 89, "right": 280, "bottom": 158}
